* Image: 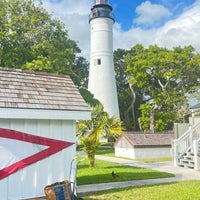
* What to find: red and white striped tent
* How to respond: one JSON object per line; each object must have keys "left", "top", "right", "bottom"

{"left": 0, "top": 68, "right": 90, "bottom": 199}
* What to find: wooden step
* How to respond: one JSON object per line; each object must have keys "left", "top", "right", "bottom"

{"left": 175, "top": 139, "right": 200, "bottom": 170}
{"left": 179, "top": 158, "right": 189, "bottom": 163}
{"left": 183, "top": 155, "right": 194, "bottom": 160}
{"left": 186, "top": 151, "right": 194, "bottom": 156}
{"left": 177, "top": 161, "right": 195, "bottom": 169}
{"left": 185, "top": 163, "right": 195, "bottom": 169}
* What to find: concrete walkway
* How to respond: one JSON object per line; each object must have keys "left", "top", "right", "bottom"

{"left": 77, "top": 155, "right": 200, "bottom": 194}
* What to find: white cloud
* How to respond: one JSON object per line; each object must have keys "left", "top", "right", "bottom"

{"left": 37, "top": 0, "right": 91, "bottom": 58}
{"left": 133, "top": 1, "right": 172, "bottom": 26}
{"left": 113, "top": 23, "right": 157, "bottom": 50}
{"left": 38, "top": 0, "right": 200, "bottom": 60}
{"left": 40, "top": 0, "right": 90, "bottom": 15}
{"left": 155, "top": 2, "right": 200, "bottom": 52}
{"left": 114, "top": 1, "right": 200, "bottom": 53}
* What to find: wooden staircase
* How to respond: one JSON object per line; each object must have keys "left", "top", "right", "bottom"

{"left": 173, "top": 121, "right": 200, "bottom": 170}
{"left": 178, "top": 147, "right": 195, "bottom": 168}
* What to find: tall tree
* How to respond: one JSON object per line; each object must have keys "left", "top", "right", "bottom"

{"left": 72, "top": 56, "right": 89, "bottom": 88}
{"left": 114, "top": 49, "right": 143, "bottom": 130}
{"left": 125, "top": 44, "right": 200, "bottom": 132}
{"left": 0, "top": 0, "right": 83, "bottom": 79}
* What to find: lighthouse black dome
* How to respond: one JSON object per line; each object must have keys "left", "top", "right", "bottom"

{"left": 89, "top": 0, "right": 114, "bottom": 23}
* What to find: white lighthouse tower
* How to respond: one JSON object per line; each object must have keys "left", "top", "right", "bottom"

{"left": 88, "top": 0, "right": 120, "bottom": 119}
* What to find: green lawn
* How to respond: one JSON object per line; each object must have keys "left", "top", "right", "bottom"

{"left": 76, "top": 155, "right": 174, "bottom": 185}
{"left": 137, "top": 157, "right": 172, "bottom": 162}
{"left": 77, "top": 144, "right": 115, "bottom": 157}
{"left": 95, "top": 147, "right": 115, "bottom": 157}
{"left": 77, "top": 146, "right": 198, "bottom": 200}
{"left": 80, "top": 180, "right": 200, "bottom": 200}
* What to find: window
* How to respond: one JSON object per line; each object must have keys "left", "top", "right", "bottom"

{"left": 94, "top": 58, "right": 101, "bottom": 66}
{"left": 97, "top": 59, "right": 101, "bottom": 65}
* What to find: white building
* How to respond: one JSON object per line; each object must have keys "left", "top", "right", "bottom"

{"left": 115, "top": 133, "right": 174, "bottom": 159}
{"left": 0, "top": 68, "right": 90, "bottom": 199}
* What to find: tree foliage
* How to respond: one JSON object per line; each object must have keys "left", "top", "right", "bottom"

{"left": 72, "top": 56, "right": 89, "bottom": 88}
{"left": 0, "top": 0, "right": 88, "bottom": 87}
{"left": 77, "top": 104, "right": 124, "bottom": 167}
{"left": 79, "top": 87, "right": 101, "bottom": 107}
{"left": 114, "top": 49, "right": 143, "bottom": 130}
{"left": 125, "top": 44, "right": 200, "bottom": 132}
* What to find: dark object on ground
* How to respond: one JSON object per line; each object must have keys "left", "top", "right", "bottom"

{"left": 111, "top": 171, "right": 119, "bottom": 178}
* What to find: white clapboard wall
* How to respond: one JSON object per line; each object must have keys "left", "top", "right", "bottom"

{"left": 0, "top": 118, "right": 76, "bottom": 200}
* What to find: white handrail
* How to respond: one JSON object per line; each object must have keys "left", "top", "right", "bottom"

{"left": 176, "top": 121, "right": 200, "bottom": 144}
{"left": 174, "top": 120, "right": 200, "bottom": 166}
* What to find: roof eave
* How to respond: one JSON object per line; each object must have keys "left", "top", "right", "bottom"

{"left": 0, "top": 108, "right": 91, "bottom": 120}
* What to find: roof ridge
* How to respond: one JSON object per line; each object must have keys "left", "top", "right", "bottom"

{"left": 0, "top": 67, "right": 69, "bottom": 79}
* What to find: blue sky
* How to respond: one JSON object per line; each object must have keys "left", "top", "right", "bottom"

{"left": 37, "top": 0, "right": 200, "bottom": 59}
{"left": 111, "top": 0, "right": 196, "bottom": 30}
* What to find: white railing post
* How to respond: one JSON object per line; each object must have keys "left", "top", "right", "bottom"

{"left": 189, "top": 126, "right": 193, "bottom": 144}
{"left": 173, "top": 139, "right": 178, "bottom": 166}
{"left": 193, "top": 140, "right": 200, "bottom": 170}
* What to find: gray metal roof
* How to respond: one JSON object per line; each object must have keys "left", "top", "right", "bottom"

{"left": 0, "top": 67, "right": 90, "bottom": 111}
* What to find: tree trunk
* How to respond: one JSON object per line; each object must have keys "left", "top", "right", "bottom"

{"left": 124, "top": 84, "right": 136, "bottom": 129}
{"left": 150, "top": 106, "right": 155, "bottom": 133}
{"left": 88, "top": 153, "right": 95, "bottom": 167}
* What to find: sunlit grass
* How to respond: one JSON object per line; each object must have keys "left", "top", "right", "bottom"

{"left": 76, "top": 155, "right": 174, "bottom": 185}
{"left": 80, "top": 180, "right": 200, "bottom": 200}
{"left": 137, "top": 157, "right": 172, "bottom": 162}
{"left": 95, "top": 147, "right": 115, "bottom": 157}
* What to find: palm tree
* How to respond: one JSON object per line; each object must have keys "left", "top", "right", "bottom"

{"left": 77, "top": 103, "right": 124, "bottom": 167}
